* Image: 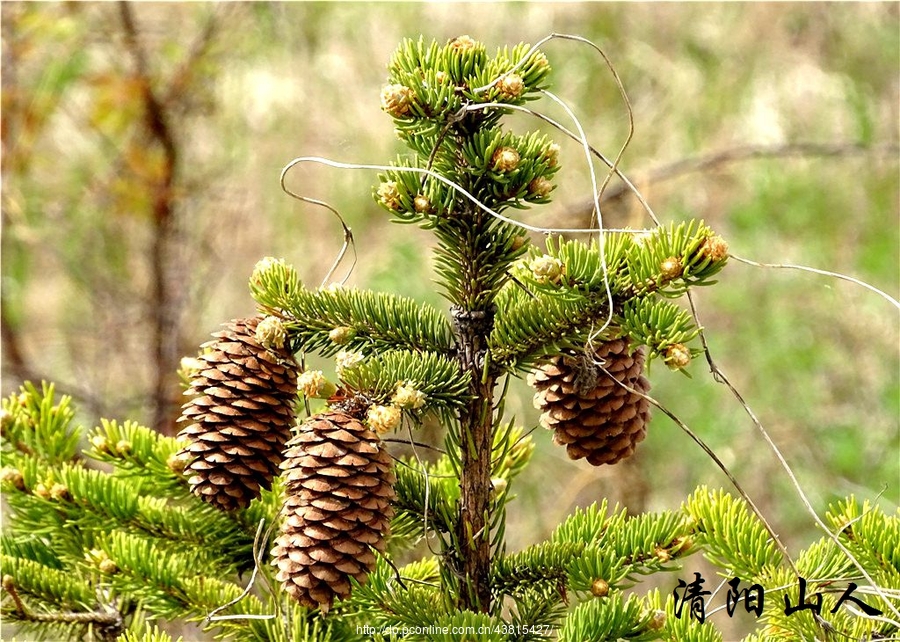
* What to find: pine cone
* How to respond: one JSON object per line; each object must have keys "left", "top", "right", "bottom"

{"left": 272, "top": 411, "right": 395, "bottom": 612}
{"left": 177, "top": 317, "right": 298, "bottom": 511}
{"left": 528, "top": 338, "right": 651, "bottom": 466}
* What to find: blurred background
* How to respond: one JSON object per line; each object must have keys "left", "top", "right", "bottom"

{"left": 2, "top": 0, "right": 898, "bottom": 602}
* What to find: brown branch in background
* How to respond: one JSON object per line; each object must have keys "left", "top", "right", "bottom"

{"left": 0, "top": 302, "right": 28, "bottom": 381}
{"left": 118, "top": 1, "right": 181, "bottom": 435}
{"left": 162, "top": 5, "right": 221, "bottom": 109}
{"left": 569, "top": 141, "right": 900, "bottom": 221}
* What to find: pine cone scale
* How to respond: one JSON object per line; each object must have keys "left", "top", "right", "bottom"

{"left": 177, "top": 316, "right": 298, "bottom": 511}
{"left": 272, "top": 411, "right": 395, "bottom": 612}
{"left": 529, "top": 338, "right": 651, "bottom": 466}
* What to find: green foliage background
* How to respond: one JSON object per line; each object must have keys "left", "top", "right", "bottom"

{"left": 2, "top": 2, "right": 898, "bottom": 638}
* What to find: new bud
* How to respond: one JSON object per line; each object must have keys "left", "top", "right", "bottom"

{"left": 256, "top": 315, "right": 288, "bottom": 350}
{"left": 392, "top": 382, "right": 427, "bottom": 410}
{"left": 298, "top": 370, "right": 337, "bottom": 399}
{"left": 530, "top": 255, "right": 564, "bottom": 285}
{"left": 366, "top": 404, "right": 401, "bottom": 434}
{"left": 497, "top": 73, "right": 525, "bottom": 99}
{"left": 380, "top": 84, "right": 415, "bottom": 118}
{"left": 665, "top": 343, "right": 692, "bottom": 370}
{"left": 492, "top": 146, "right": 520, "bottom": 172}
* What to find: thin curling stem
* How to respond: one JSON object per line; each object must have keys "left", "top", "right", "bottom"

{"left": 729, "top": 254, "right": 900, "bottom": 310}
{"left": 279, "top": 165, "right": 358, "bottom": 286}
{"left": 279, "top": 156, "right": 654, "bottom": 236}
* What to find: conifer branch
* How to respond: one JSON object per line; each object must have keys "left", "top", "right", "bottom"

{"left": 250, "top": 262, "right": 453, "bottom": 355}
{"left": 2, "top": 574, "right": 124, "bottom": 642}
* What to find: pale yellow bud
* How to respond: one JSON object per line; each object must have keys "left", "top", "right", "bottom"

{"left": 699, "top": 234, "right": 729, "bottom": 262}
{"left": 530, "top": 255, "right": 564, "bottom": 285}
{"left": 255, "top": 315, "right": 287, "bottom": 350}
{"left": 492, "top": 146, "right": 520, "bottom": 172}
{"left": 49, "top": 483, "right": 70, "bottom": 501}
{"left": 381, "top": 83, "right": 415, "bottom": 117}
{"left": 413, "top": 194, "right": 432, "bottom": 213}
{"left": 328, "top": 326, "right": 355, "bottom": 345}
{"left": 665, "top": 343, "right": 692, "bottom": 370}
{"left": 99, "top": 558, "right": 119, "bottom": 574}
{"left": 497, "top": 73, "right": 525, "bottom": 99}
{"left": 646, "top": 610, "right": 666, "bottom": 631}
{"left": 542, "top": 143, "right": 561, "bottom": 168}
{"left": 631, "top": 230, "right": 653, "bottom": 246}
{"left": 591, "top": 578, "right": 610, "bottom": 597}
{"left": 392, "top": 382, "right": 427, "bottom": 410}
{"left": 251, "top": 256, "right": 285, "bottom": 285}
{"left": 530, "top": 51, "right": 550, "bottom": 69}
{"left": 377, "top": 181, "right": 402, "bottom": 210}
{"left": 659, "top": 256, "right": 683, "bottom": 281}
{"left": 298, "top": 370, "right": 337, "bottom": 399}
{"left": 0, "top": 467, "right": 24, "bottom": 491}
{"left": 90, "top": 434, "right": 110, "bottom": 453}
{"left": 490, "top": 477, "right": 508, "bottom": 499}
{"left": 335, "top": 350, "right": 364, "bottom": 374}
{"left": 528, "top": 176, "right": 553, "bottom": 198}
{"left": 167, "top": 451, "right": 190, "bottom": 476}
{"left": 449, "top": 35, "right": 478, "bottom": 52}
{"left": 366, "top": 404, "right": 401, "bottom": 434}
{"left": 179, "top": 356, "right": 204, "bottom": 376}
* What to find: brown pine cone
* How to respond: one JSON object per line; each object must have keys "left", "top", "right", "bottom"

{"left": 272, "top": 411, "right": 395, "bottom": 612}
{"left": 176, "top": 316, "right": 298, "bottom": 510}
{"left": 528, "top": 337, "right": 651, "bottom": 466}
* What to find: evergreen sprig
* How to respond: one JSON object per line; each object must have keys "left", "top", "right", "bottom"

{"left": 1, "top": 382, "right": 80, "bottom": 465}
{"left": 391, "top": 456, "right": 457, "bottom": 537}
{"left": 383, "top": 36, "right": 550, "bottom": 142}
{"left": 557, "top": 592, "right": 661, "bottom": 642}
{"left": 86, "top": 419, "right": 185, "bottom": 490}
{"left": 490, "top": 287, "right": 605, "bottom": 371}
{"left": 619, "top": 297, "right": 701, "bottom": 365}
{"left": 253, "top": 273, "right": 453, "bottom": 356}
{"left": 624, "top": 221, "right": 728, "bottom": 298}
{"left": 684, "top": 486, "right": 783, "bottom": 580}
{"left": 489, "top": 221, "right": 727, "bottom": 374}
{"left": 338, "top": 349, "right": 470, "bottom": 415}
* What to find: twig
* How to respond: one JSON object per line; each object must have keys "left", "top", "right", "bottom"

{"left": 278, "top": 172, "right": 358, "bottom": 286}
{"left": 593, "top": 362, "right": 800, "bottom": 577}
{"left": 206, "top": 519, "right": 275, "bottom": 623}
{"left": 2, "top": 575, "right": 123, "bottom": 642}
{"left": 685, "top": 290, "right": 900, "bottom": 621}
{"left": 729, "top": 254, "right": 900, "bottom": 310}
{"left": 570, "top": 141, "right": 900, "bottom": 220}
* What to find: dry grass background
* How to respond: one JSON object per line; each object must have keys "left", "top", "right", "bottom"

{"left": 2, "top": 3, "right": 898, "bottom": 637}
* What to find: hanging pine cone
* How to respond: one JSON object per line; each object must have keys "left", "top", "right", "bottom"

{"left": 527, "top": 337, "right": 651, "bottom": 466}
{"left": 272, "top": 411, "right": 395, "bottom": 612}
{"left": 176, "top": 316, "right": 298, "bottom": 511}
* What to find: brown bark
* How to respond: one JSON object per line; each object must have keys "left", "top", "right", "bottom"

{"left": 452, "top": 304, "right": 496, "bottom": 612}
